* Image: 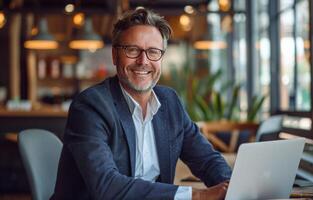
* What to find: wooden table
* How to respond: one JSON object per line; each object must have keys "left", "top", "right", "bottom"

{"left": 0, "top": 105, "right": 67, "bottom": 117}
{"left": 0, "top": 105, "right": 67, "bottom": 138}
{"left": 197, "top": 121, "right": 259, "bottom": 153}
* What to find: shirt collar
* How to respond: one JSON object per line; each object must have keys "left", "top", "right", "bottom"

{"left": 119, "top": 83, "right": 161, "bottom": 117}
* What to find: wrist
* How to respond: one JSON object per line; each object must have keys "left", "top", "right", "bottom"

{"left": 192, "top": 188, "right": 201, "bottom": 200}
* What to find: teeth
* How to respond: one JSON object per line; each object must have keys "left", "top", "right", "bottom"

{"left": 134, "top": 70, "right": 149, "bottom": 75}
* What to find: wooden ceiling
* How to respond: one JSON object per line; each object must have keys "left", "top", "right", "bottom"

{"left": 2, "top": 0, "right": 228, "bottom": 42}
{"left": 3, "top": 0, "right": 209, "bottom": 15}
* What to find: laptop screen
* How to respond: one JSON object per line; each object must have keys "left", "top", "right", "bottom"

{"left": 225, "top": 138, "right": 305, "bottom": 200}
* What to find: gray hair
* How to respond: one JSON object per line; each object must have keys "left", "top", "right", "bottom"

{"left": 112, "top": 8, "right": 172, "bottom": 49}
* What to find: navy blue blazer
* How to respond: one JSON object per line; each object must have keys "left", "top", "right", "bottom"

{"left": 51, "top": 76, "right": 231, "bottom": 200}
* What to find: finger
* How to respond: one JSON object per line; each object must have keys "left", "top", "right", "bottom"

{"left": 222, "top": 182, "right": 229, "bottom": 187}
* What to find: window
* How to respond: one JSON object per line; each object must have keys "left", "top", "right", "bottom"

{"left": 271, "top": 0, "right": 312, "bottom": 139}
{"left": 256, "top": 0, "right": 270, "bottom": 118}
{"left": 295, "top": 0, "right": 310, "bottom": 110}
{"left": 233, "top": 13, "right": 247, "bottom": 120}
{"left": 279, "top": 9, "right": 295, "bottom": 110}
{"left": 280, "top": 0, "right": 294, "bottom": 11}
{"left": 277, "top": 0, "right": 311, "bottom": 111}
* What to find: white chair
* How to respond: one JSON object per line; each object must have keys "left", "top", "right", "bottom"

{"left": 255, "top": 115, "right": 284, "bottom": 142}
{"left": 18, "top": 129, "right": 62, "bottom": 200}
{"left": 223, "top": 115, "right": 284, "bottom": 168}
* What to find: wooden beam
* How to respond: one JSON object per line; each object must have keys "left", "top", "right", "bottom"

{"left": 9, "top": 14, "right": 22, "bottom": 100}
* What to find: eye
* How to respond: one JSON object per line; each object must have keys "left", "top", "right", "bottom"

{"left": 126, "top": 46, "right": 140, "bottom": 54}
{"left": 147, "top": 48, "right": 161, "bottom": 56}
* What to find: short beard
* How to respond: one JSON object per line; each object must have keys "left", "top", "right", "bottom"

{"left": 115, "top": 56, "right": 161, "bottom": 94}
{"left": 119, "top": 75, "right": 157, "bottom": 94}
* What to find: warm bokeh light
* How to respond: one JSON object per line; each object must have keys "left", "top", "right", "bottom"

{"left": 193, "top": 40, "right": 227, "bottom": 50}
{"left": 179, "top": 14, "right": 192, "bottom": 31}
{"left": 69, "top": 40, "right": 104, "bottom": 50}
{"left": 304, "top": 40, "right": 310, "bottom": 49}
{"left": 0, "top": 12, "right": 6, "bottom": 29}
{"left": 184, "top": 5, "right": 194, "bottom": 14}
{"left": 73, "top": 13, "right": 85, "bottom": 26}
{"left": 219, "top": 0, "right": 231, "bottom": 11}
{"left": 65, "top": 4, "right": 75, "bottom": 13}
{"left": 60, "top": 55, "right": 78, "bottom": 64}
{"left": 179, "top": 15, "right": 190, "bottom": 26}
{"left": 221, "top": 15, "right": 232, "bottom": 33}
{"left": 31, "top": 27, "right": 38, "bottom": 35}
{"left": 24, "top": 40, "right": 59, "bottom": 49}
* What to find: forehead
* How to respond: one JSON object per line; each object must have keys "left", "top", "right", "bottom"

{"left": 119, "top": 25, "right": 163, "bottom": 48}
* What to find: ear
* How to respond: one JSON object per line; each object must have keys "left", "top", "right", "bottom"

{"left": 112, "top": 47, "right": 117, "bottom": 66}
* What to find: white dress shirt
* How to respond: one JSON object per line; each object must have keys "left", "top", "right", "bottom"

{"left": 120, "top": 85, "right": 192, "bottom": 200}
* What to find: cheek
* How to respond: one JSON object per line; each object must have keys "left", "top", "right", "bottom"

{"left": 115, "top": 59, "right": 124, "bottom": 74}
{"left": 119, "top": 57, "right": 133, "bottom": 69}
{"left": 112, "top": 49, "right": 118, "bottom": 66}
{"left": 154, "top": 62, "right": 162, "bottom": 72}
{"left": 115, "top": 57, "right": 126, "bottom": 71}
{"left": 117, "top": 64, "right": 127, "bottom": 75}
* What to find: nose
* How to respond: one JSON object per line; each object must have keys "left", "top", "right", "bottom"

{"left": 136, "top": 50, "right": 149, "bottom": 65}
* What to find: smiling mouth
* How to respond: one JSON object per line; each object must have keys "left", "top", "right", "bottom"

{"left": 132, "top": 70, "right": 152, "bottom": 75}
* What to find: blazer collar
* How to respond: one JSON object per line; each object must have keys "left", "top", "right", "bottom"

{"left": 109, "top": 76, "right": 171, "bottom": 182}
{"left": 110, "top": 76, "right": 136, "bottom": 176}
{"left": 152, "top": 96, "right": 172, "bottom": 183}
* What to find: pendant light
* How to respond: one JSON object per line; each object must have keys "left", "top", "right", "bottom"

{"left": 193, "top": 34, "right": 227, "bottom": 50}
{"left": 24, "top": 18, "right": 58, "bottom": 50}
{"left": 69, "top": 17, "right": 104, "bottom": 50}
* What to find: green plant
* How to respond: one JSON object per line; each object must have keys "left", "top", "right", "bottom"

{"left": 160, "top": 64, "right": 266, "bottom": 122}
{"left": 247, "top": 95, "right": 267, "bottom": 122}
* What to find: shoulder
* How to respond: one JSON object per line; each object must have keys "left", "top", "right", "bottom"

{"left": 154, "top": 85, "right": 180, "bottom": 100}
{"left": 73, "top": 77, "right": 114, "bottom": 104}
{"left": 69, "top": 77, "right": 117, "bottom": 112}
{"left": 66, "top": 77, "right": 120, "bottom": 126}
{"left": 154, "top": 85, "right": 185, "bottom": 110}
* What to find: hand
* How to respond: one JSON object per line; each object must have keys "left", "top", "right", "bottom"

{"left": 192, "top": 181, "right": 229, "bottom": 200}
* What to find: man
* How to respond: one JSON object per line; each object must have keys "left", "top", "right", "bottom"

{"left": 51, "top": 8, "right": 231, "bottom": 200}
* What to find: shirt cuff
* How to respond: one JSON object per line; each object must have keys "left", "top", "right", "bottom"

{"left": 174, "top": 186, "right": 192, "bottom": 200}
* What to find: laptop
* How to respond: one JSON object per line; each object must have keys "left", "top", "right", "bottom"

{"left": 225, "top": 138, "right": 305, "bottom": 200}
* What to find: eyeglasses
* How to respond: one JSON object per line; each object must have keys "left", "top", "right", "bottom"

{"left": 114, "top": 45, "right": 165, "bottom": 61}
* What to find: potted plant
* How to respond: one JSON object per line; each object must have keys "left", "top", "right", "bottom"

{"left": 160, "top": 64, "right": 266, "bottom": 152}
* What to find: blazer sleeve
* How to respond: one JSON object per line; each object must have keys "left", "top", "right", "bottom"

{"left": 61, "top": 92, "right": 178, "bottom": 200}
{"left": 177, "top": 95, "right": 232, "bottom": 187}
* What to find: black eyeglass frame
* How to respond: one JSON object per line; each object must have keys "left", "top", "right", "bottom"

{"left": 114, "top": 45, "right": 165, "bottom": 61}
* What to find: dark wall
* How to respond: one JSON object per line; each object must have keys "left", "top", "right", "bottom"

{"left": 0, "top": 15, "right": 10, "bottom": 90}
{"left": 0, "top": 15, "right": 29, "bottom": 100}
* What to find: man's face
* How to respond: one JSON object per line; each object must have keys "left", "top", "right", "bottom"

{"left": 112, "top": 25, "right": 164, "bottom": 94}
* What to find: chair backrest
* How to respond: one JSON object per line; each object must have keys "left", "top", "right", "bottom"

{"left": 18, "top": 129, "right": 63, "bottom": 200}
{"left": 255, "top": 115, "right": 284, "bottom": 142}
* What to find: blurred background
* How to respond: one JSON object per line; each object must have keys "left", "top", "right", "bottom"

{"left": 0, "top": 0, "right": 312, "bottom": 198}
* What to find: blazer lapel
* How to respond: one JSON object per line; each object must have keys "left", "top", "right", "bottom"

{"left": 152, "top": 99, "right": 172, "bottom": 183}
{"left": 110, "top": 77, "right": 136, "bottom": 177}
